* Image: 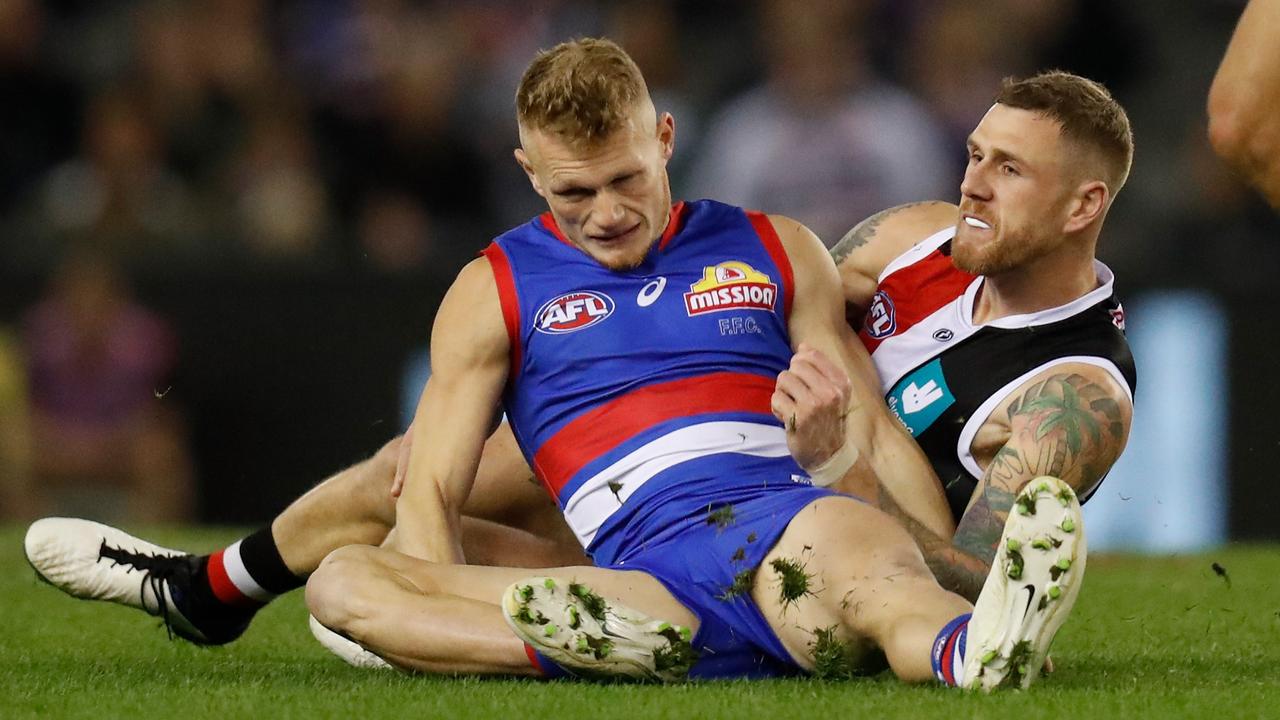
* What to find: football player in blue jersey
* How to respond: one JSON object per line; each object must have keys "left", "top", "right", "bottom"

{"left": 28, "top": 39, "right": 1086, "bottom": 690}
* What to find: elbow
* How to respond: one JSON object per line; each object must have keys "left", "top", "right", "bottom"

{"left": 1207, "top": 80, "right": 1250, "bottom": 164}
{"left": 1207, "top": 83, "right": 1279, "bottom": 179}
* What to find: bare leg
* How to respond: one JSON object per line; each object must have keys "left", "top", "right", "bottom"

{"left": 273, "top": 425, "right": 583, "bottom": 577}
{"left": 306, "top": 544, "right": 696, "bottom": 675}
{"left": 753, "top": 496, "right": 971, "bottom": 682}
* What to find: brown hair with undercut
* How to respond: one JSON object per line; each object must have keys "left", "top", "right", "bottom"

{"left": 996, "top": 71, "right": 1134, "bottom": 197}
{"left": 516, "top": 37, "right": 650, "bottom": 144}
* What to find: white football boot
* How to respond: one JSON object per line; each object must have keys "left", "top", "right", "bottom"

{"left": 501, "top": 576, "right": 697, "bottom": 682}
{"left": 308, "top": 615, "right": 394, "bottom": 670}
{"left": 23, "top": 517, "right": 248, "bottom": 644}
{"left": 963, "top": 476, "right": 1087, "bottom": 691}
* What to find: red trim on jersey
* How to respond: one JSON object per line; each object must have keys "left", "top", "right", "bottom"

{"left": 859, "top": 248, "right": 976, "bottom": 354}
{"left": 481, "top": 243, "right": 522, "bottom": 380}
{"left": 206, "top": 549, "right": 258, "bottom": 608}
{"left": 532, "top": 371, "right": 777, "bottom": 497}
{"left": 657, "top": 201, "right": 688, "bottom": 250}
{"left": 745, "top": 211, "right": 794, "bottom": 324}
{"left": 538, "top": 213, "right": 573, "bottom": 246}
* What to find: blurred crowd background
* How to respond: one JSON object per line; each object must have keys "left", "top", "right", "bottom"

{"left": 0, "top": 0, "right": 1276, "bottom": 547}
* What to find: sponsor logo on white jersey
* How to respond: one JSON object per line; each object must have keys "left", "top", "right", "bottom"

{"left": 684, "top": 261, "right": 777, "bottom": 316}
{"left": 865, "top": 290, "right": 897, "bottom": 339}
{"left": 535, "top": 291, "right": 615, "bottom": 334}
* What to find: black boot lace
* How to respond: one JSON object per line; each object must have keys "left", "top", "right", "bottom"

{"left": 97, "top": 541, "right": 188, "bottom": 640}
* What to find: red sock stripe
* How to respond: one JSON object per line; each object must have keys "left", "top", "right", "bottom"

{"left": 940, "top": 622, "right": 962, "bottom": 685}
{"left": 524, "top": 643, "right": 544, "bottom": 674}
{"left": 206, "top": 549, "right": 258, "bottom": 608}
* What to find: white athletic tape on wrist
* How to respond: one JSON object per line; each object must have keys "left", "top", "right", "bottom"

{"left": 806, "top": 441, "right": 860, "bottom": 487}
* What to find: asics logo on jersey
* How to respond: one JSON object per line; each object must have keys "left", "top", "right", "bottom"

{"left": 865, "top": 291, "right": 896, "bottom": 339}
{"left": 636, "top": 277, "right": 667, "bottom": 307}
{"left": 535, "top": 291, "right": 615, "bottom": 334}
{"left": 684, "top": 261, "right": 777, "bottom": 316}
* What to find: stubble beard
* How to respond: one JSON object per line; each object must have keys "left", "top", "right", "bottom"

{"left": 952, "top": 223, "right": 1047, "bottom": 277}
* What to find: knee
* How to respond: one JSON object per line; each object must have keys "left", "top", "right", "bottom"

{"left": 373, "top": 435, "right": 402, "bottom": 469}
{"left": 343, "top": 438, "right": 400, "bottom": 522}
{"left": 369, "top": 437, "right": 402, "bottom": 489}
{"left": 305, "top": 545, "right": 382, "bottom": 633}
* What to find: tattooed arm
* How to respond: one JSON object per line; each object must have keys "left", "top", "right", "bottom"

{"left": 822, "top": 201, "right": 961, "bottom": 535}
{"left": 899, "top": 364, "right": 1133, "bottom": 600}
{"left": 830, "top": 201, "right": 958, "bottom": 324}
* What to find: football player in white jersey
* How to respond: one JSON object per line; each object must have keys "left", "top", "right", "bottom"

{"left": 819, "top": 72, "right": 1135, "bottom": 600}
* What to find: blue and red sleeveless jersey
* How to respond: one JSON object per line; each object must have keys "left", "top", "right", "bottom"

{"left": 482, "top": 199, "right": 805, "bottom": 559}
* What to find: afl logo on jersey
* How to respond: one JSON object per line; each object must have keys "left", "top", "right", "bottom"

{"left": 684, "top": 261, "right": 778, "bottom": 316}
{"left": 864, "top": 290, "right": 897, "bottom": 339}
{"left": 535, "top": 291, "right": 615, "bottom": 334}
{"left": 1109, "top": 304, "right": 1126, "bottom": 330}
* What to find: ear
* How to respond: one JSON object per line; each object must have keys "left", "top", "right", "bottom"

{"left": 656, "top": 112, "right": 676, "bottom": 163}
{"left": 1062, "top": 180, "right": 1108, "bottom": 234}
{"left": 513, "top": 147, "right": 544, "bottom": 197}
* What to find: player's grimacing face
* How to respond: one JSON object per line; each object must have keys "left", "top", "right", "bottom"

{"left": 517, "top": 109, "right": 674, "bottom": 271}
{"left": 953, "top": 104, "right": 1075, "bottom": 275}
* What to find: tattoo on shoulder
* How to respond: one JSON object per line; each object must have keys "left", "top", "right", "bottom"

{"left": 941, "top": 372, "right": 1128, "bottom": 600}
{"left": 829, "top": 201, "right": 935, "bottom": 266}
{"left": 996, "top": 372, "right": 1128, "bottom": 490}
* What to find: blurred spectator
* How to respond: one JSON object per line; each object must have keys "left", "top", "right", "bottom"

{"left": 289, "top": 2, "right": 493, "bottom": 257}
{"left": 998, "top": 0, "right": 1143, "bottom": 95}
{"left": 32, "top": 87, "right": 203, "bottom": 268}
{"left": 0, "top": 0, "right": 80, "bottom": 216}
{"left": 606, "top": 1, "right": 702, "bottom": 182}
{"left": 357, "top": 189, "right": 434, "bottom": 274}
{"left": 131, "top": 1, "right": 243, "bottom": 188}
{"left": 0, "top": 325, "right": 34, "bottom": 520}
{"left": 903, "top": 1, "right": 1014, "bottom": 179}
{"left": 227, "top": 110, "right": 335, "bottom": 264}
{"left": 22, "top": 249, "right": 194, "bottom": 523}
{"left": 686, "top": 0, "right": 952, "bottom": 244}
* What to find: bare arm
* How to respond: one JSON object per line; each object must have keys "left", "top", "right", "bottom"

{"left": 1208, "top": 0, "right": 1280, "bottom": 208}
{"left": 830, "top": 201, "right": 958, "bottom": 324}
{"left": 393, "top": 257, "right": 510, "bottom": 562}
{"left": 917, "top": 365, "right": 1132, "bottom": 600}
{"left": 767, "top": 214, "right": 956, "bottom": 541}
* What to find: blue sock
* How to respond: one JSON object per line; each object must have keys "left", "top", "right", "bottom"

{"left": 930, "top": 613, "right": 970, "bottom": 686}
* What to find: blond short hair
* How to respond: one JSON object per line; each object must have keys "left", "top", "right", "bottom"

{"left": 996, "top": 71, "right": 1135, "bottom": 196}
{"left": 516, "top": 37, "right": 650, "bottom": 143}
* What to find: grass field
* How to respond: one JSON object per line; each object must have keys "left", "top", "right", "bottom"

{"left": 1, "top": 525, "right": 1277, "bottom": 720}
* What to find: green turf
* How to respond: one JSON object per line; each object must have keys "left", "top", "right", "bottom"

{"left": 2, "top": 525, "right": 1278, "bottom": 719}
